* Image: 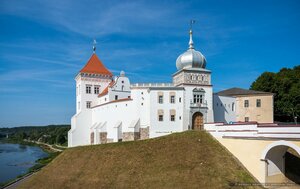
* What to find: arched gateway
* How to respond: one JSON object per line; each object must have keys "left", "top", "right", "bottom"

{"left": 192, "top": 112, "right": 203, "bottom": 130}
{"left": 261, "top": 141, "right": 300, "bottom": 184}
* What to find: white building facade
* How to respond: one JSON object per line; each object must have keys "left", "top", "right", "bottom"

{"left": 68, "top": 29, "right": 216, "bottom": 147}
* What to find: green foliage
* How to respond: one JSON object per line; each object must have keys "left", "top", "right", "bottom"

{"left": 250, "top": 66, "right": 300, "bottom": 122}
{"left": 0, "top": 125, "right": 70, "bottom": 146}
{"left": 28, "top": 152, "right": 60, "bottom": 173}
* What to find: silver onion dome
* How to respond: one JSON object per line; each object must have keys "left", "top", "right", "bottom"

{"left": 176, "top": 30, "right": 206, "bottom": 70}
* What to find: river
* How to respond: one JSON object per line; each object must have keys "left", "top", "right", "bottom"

{"left": 0, "top": 142, "right": 48, "bottom": 184}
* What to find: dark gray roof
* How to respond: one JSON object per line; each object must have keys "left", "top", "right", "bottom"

{"left": 215, "top": 87, "right": 273, "bottom": 97}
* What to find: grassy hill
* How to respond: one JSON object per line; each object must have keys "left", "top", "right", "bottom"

{"left": 19, "top": 131, "right": 261, "bottom": 189}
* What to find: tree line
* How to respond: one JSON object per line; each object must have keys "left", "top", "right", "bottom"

{"left": 0, "top": 125, "right": 70, "bottom": 146}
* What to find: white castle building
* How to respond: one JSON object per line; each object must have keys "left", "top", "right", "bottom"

{"left": 68, "top": 29, "right": 215, "bottom": 147}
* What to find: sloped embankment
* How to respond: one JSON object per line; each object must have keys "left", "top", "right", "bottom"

{"left": 19, "top": 131, "right": 261, "bottom": 189}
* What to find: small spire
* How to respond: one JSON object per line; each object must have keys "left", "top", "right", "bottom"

{"left": 189, "top": 20, "right": 196, "bottom": 49}
{"left": 92, "top": 39, "right": 97, "bottom": 53}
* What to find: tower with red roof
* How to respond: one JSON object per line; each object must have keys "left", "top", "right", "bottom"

{"left": 75, "top": 51, "right": 113, "bottom": 113}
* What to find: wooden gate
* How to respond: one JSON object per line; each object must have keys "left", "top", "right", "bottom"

{"left": 192, "top": 112, "right": 203, "bottom": 130}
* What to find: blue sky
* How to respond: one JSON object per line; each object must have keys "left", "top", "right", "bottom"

{"left": 0, "top": 0, "right": 299, "bottom": 127}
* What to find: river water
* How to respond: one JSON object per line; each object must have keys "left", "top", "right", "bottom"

{"left": 0, "top": 142, "right": 48, "bottom": 184}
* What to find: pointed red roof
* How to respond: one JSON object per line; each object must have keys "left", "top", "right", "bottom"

{"left": 80, "top": 54, "right": 112, "bottom": 76}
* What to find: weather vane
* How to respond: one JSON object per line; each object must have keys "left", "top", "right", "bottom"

{"left": 92, "top": 39, "right": 97, "bottom": 53}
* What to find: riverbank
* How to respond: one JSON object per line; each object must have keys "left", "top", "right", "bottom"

{"left": 0, "top": 141, "right": 63, "bottom": 188}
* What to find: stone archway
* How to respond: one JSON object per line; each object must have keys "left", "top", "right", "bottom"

{"left": 192, "top": 112, "right": 203, "bottom": 130}
{"left": 261, "top": 141, "right": 300, "bottom": 184}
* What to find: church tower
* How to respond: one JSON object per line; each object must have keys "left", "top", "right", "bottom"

{"left": 173, "top": 22, "right": 214, "bottom": 129}
{"left": 75, "top": 41, "right": 113, "bottom": 114}
{"left": 172, "top": 27, "right": 211, "bottom": 87}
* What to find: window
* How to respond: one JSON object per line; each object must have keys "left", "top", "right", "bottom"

{"left": 193, "top": 88, "right": 205, "bottom": 104}
{"left": 171, "top": 115, "right": 175, "bottom": 121}
{"left": 245, "top": 117, "right": 249, "bottom": 122}
{"left": 158, "top": 109, "right": 164, "bottom": 121}
{"left": 170, "top": 96, "right": 175, "bottom": 103}
{"left": 121, "top": 80, "right": 124, "bottom": 83}
{"left": 94, "top": 85, "right": 100, "bottom": 94}
{"left": 217, "top": 103, "right": 218, "bottom": 106}
{"left": 179, "top": 97, "right": 181, "bottom": 103}
{"left": 193, "top": 95, "right": 203, "bottom": 103}
{"left": 104, "top": 98, "right": 107, "bottom": 101}
{"left": 86, "top": 85, "right": 91, "bottom": 94}
{"left": 179, "top": 116, "right": 181, "bottom": 120}
{"left": 159, "top": 115, "right": 163, "bottom": 121}
{"left": 170, "top": 109, "right": 176, "bottom": 122}
{"left": 115, "top": 95, "right": 118, "bottom": 100}
{"left": 244, "top": 100, "right": 249, "bottom": 107}
{"left": 86, "top": 101, "right": 91, "bottom": 109}
{"left": 256, "top": 99, "right": 261, "bottom": 107}
{"left": 128, "top": 96, "right": 131, "bottom": 98}
{"left": 141, "top": 92, "right": 143, "bottom": 95}
{"left": 232, "top": 103, "right": 235, "bottom": 111}
{"left": 158, "top": 95, "right": 163, "bottom": 104}
{"left": 121, "top": 85, "right": 124, "bottom": 91}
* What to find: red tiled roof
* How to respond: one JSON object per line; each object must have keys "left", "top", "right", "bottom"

{"left": 80, "top": 54, "right": 112, "bottom": 76}
{"left": 98, "top": 81, "right": 115, "bottom": 97}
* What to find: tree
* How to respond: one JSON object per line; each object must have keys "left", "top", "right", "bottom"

{"left": 250, "top": 66, "right": 300, "bottom": 122}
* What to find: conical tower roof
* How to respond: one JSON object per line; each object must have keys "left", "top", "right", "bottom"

{"left": 80, "top": 54, "right": 112, "bottom": 76}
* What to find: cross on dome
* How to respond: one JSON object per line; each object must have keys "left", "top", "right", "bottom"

{"left": 189, "top": 20, "right": 196, "bottom": 49}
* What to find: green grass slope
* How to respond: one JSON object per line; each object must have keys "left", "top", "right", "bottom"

{"left": 19, "top": 131, "right": 261, "bottom": 189}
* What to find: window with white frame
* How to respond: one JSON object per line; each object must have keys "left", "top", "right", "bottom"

{"left": 170, "top": 109, "right": 176, "bottom": 121}
{"left": 86, "top": 101, "right": 92, "bottom": 109}
{"left": 86, "top": 85, "right": 92, "bottom": 94}
{"left": 170, "top": 95, "right": 175, "bottom": 103}
{"left": 170, "top": 115, "right": 175, "bottom": 121}
{"left": 158, "top": 95, "right": 163, "bottom": 104}
{"left": 94, "top": 85, "right": 100, "bottom": 94}
{"left": 159, "top": 115, "right": 163, "bottom": 121}
{"left": 256, "top": 99, "right": 261, "bottom": 107}
{"left": 193, "top": 88, "right": 205, "bottom": 104}
{"left": 244, "top": 100, "right": 249, "bottom": 107}
{"left": 158, "top": 109, "right": 164, "bottom": 121}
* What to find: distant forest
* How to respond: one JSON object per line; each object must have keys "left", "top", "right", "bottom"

{"left": 0, "top": 125, "right": 70, "bottom": 146}
{"left": 250, "top": 65, "right": 300, "bottom": 122}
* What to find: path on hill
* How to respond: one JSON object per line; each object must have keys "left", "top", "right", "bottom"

{"left": 3, "top": 173, "right": 35, "bottom": 189}
{"left": 23, "top": 140, "right": 63, "bottom": 152}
